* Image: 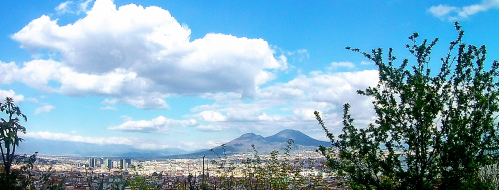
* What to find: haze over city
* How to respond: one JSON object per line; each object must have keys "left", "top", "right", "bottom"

{"left": 0, "top": 0, "right": 498, "bottom": 153}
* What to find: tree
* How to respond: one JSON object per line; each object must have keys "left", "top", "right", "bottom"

{"left": 0, "top": 97, "right": 29, "bottom": 189}
{"left": 315, "top": 22, "right": 498, "bottom": 190}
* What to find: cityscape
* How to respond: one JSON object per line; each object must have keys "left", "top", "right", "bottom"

{"left": 16, "top": 150, "right": 335, "bottom": 189}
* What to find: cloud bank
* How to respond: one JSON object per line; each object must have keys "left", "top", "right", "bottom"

{"left": 428, "top": 0, "right": 499, "bottom": 21}
{"left": 35, "top": 105, "right": 55, "bottom": 115}
{"left": 3, "top": 0, "right": 385, "bottom": 149}
{"left": 7, "top": 0, "right": 287, "bottom": 109}
{"left": 109, "top": 116, "right": 198, "bottom": 133}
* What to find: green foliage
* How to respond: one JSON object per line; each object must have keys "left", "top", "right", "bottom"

{"left": 0, "top": 97, "right": 37, "bottom": 190}
{"left": 480, "top": 162, "right": 499, "bottom": 190}
{"left": 207, "top": 139, "right": 329, "bottom": 190}
{"left": 126, "top": 176, "right": 150, "bottom": 190}
{"left": 315, "top": 22, "right": 499, "bottom": 190}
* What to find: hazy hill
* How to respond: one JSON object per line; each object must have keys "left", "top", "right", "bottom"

{"left": 16, "top": 139, "right": 189, "bottom": 157}
{"left": 16, "top": 129, "right": 329, "bottom": 158}
{"left": 266, "top": 129, "right": 329, "bottom": 146}
{"left": 174, "top": 129, "right": 330, "bottom": 158}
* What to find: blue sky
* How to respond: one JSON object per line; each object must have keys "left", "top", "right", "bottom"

{"left": 0, "top": 0, "right": 498, "bottom": 151}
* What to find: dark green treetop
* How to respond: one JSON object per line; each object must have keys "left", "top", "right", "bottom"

{"left": 315, "top": 22, "right": 499, "bottom": 190}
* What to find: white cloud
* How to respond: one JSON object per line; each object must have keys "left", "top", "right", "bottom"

{"left": 55, "top": 1, "right": 74, "bottom": 15}
{"left": 22, "top": 131, "right": 195, "bottom": 150}
{"left": 194, "top": 111, "right": 226, "bottom": 122}
{"left": 55, "top": 0, "right": 94, "bottom": 15}
{"left": 102, "top": 98, "right": 117, "bottom": 105}
{"left": 79, "top": 0, "right": 93, "bottom": 12}
{"left": 258, "top": 113, "right": 273, "bottom": 121}
{"left": 35, "top": 105, "right": 55, "bottom": 115}
{"left": 108, "top": 116, "right": 198, "bottom": 133}
{"left": 195, "top": 125, "right": 228, "bottom": 132}
{"left": 190, "top": 104, "right": 220, "bottom": 112}
{"left": 176, "top": 141, "right": 222, "bottom": 151}
{"left": 0, "top": 89, "right": 24, "bottom": 103}
{"left": 0, "top": 60, "right": 172, "bottom": 109}
{"left": 328, "top": 61, "right": 355, "bottom": 69}
{"left": 185, "top": 70, "right": 379, "bottom": 135}
{"left": 23, "top": 131, "right": 134, "bottom": 145}
{"left": 0, "top": 62, "right": 17, "bottom": 84}
{"left": 360, "top": 61, "right": 371, "bottom": 65}
{"left": 428, "top": 0, "right": 499, "bottom": 21}
{"left": 6, "top": 0, "right": 288, "bottom": 108}
{"left": 22, "top": 131, "right": 209, "bottom": 151}
{"left": 120, "top": 94, "right": 169, "bottom": 110}
{"left": 134, "top": 143, "right": 172, "bottom": 150}
{"left": 428, "top": 5, "right": 458, "bottom": 18}
{"left": 255, "top": 71, "right": 276, "bottom": 86}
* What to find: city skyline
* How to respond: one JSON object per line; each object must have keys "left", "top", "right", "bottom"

{"left": 0, "top": 0, "right": 498, "bottom": 151}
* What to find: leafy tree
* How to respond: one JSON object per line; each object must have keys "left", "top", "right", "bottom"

{"left": 0, "top": 97, "right": 29, "bottom": 189}
{"left": 315, "top": 22, "right": 498, "bottom": 190}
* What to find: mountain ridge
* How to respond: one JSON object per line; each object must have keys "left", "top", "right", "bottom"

{"left": 172, "top": 129, "right": 330, "bottom": 158}
{"left": 17, "top": 129, "right": 329, "bottom": 158}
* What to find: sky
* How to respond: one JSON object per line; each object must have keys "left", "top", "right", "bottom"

{"left": 0, "top": 0, "right": 498, "bottom": 152}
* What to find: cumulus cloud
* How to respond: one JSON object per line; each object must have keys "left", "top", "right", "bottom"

{"left": 195, "top": 125, "right": 228, "bottom": 132}
{"left": 120, "top": 94, "right": 169, "bottom": 110}
{"left": 21, "top": 131, "right": 212, "bottom": 151}
{"left": 0, "top": 60, "right": 138, "bottom": 95}
{"left": 6, "top": 0, "right": 287, "bottom": 109}
{"left": 0, "top": 89, "right": 24, "bottom": 103}
{"left": 258, "top": 113, "right": 274, "bottom": 121}
{"left": 193, "top": 111, "right": 226, "bottom": 122}
{"left": 0, "top": 60, "right": 167, "bottom": 108}
{"left": 35, "top": 105, "right": 55, "bottom": 115}
{"left": 108, "top": 116, "right": 198, "bottom": 133}
{"left": 23, "top": 131, "right": 134, "bottom": 145}
{"left": 190, "top": 104, "right": 220, "bottom": 112}
{"left": 428, "top": 0, "right": 499, "bottom": 21}
{"left": 186, "top": 70, "right": 379, "bottom": 135}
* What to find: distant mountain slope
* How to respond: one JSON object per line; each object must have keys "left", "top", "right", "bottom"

{"left": 265, "top": 129, "right": 329, "bottom": 146}
{"left": 17, "top": 129, "right": 329, "bottom": 158}
{"left": 175, "top": 129, "right": 330, "bottom": 158}
{"left": 17, "top": 139, "right": 189, "bottom": 157}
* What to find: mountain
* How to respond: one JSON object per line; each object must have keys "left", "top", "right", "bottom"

{"left": 175, "top": 129, "right": 330, "bottom": 158}
{"left": 16, "top": 129, "right": 329, "bottom": 158}
{"left": 16, "top": 139, "right": 189, "bottom": 157}
{"left": 265, "top": 129, "right": 329, "bottom": 146}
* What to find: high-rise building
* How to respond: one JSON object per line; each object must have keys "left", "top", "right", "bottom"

{"left": 120, "top": 159, "right": 124, "bottom": 169}
{"left": 125, "top": 158, "right": 132, "bottom": 168}
{"left": 89, "top": 158, "right": 95, "bottom": 168}
{"left": 106, "top": 159, "right": 113, "bottom": 169}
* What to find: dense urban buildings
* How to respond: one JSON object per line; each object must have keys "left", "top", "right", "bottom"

{"left": 13, "top": 151, "right": 336, "bottom": 189}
